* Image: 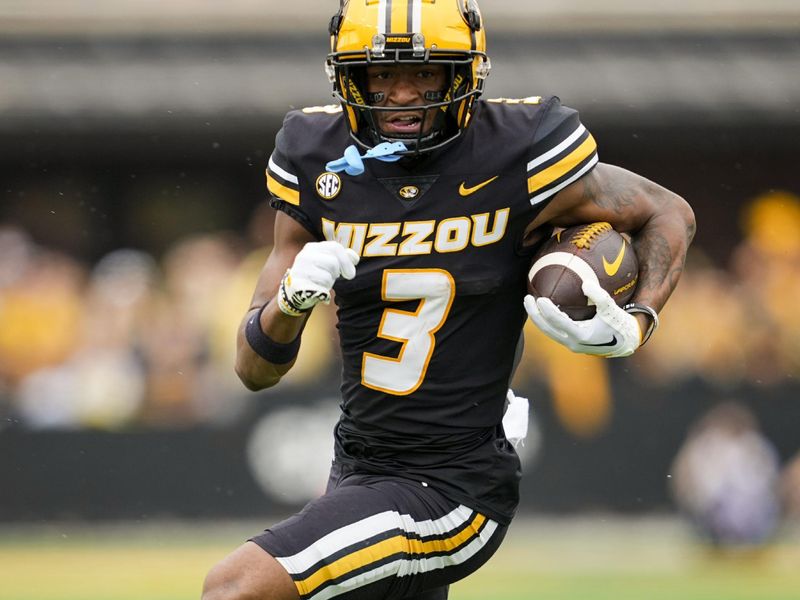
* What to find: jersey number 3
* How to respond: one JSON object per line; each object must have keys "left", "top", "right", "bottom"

{"left": 362, "top": 269, "right": 455, "bottom": 395}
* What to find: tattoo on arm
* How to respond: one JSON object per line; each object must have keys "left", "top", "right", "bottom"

{"left": 633, "top": 229, "right": 676, "bottom": 305}
{"left": 581, "top": 169, "right": 638, "bottom": 216}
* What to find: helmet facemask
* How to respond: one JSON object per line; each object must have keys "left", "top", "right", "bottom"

{"left": 328, "top": 54, "right": 479, "bottom": 155}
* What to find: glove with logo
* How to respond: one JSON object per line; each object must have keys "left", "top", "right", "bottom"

{"left": 524, "top": 280, "right": 642, "bottom": 357}
{"left": 278, "top": 241, "right": 359, "bottom": 317}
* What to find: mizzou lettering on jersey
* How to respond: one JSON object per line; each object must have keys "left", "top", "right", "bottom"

{"left": 321, "top": 208, "right": 509, "bottom": 257}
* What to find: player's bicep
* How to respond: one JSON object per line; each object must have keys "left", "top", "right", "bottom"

{"left": 528, "top": 163, "right": 672, "bottom": 234}
{"left": 248, "top": 211, "right": 316, "bottom": 310}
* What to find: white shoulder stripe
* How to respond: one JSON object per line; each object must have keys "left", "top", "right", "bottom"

{"left": 276, "top": 504, "right": 474, "bottom": 575}
{"left": 529, "top": 153, "right": 598, "bottom": 206}
{"left": 269, "top": 155, "right": 298, "bottom": 185}
{"left": 527, "top": 123, "right": 586, "bottom": 172}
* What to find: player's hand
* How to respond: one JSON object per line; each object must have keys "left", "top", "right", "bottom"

{"left": 278, "top": 241, "right": 359, "bottom": 316}
{"left": 524, "top": 280, "right": 641, "bottom": 357}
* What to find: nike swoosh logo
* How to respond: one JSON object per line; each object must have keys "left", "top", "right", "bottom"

{"left": 602, "top": 242, "right": 627, "bottom": 276}
{"left": 458, "top": 175, "right": 499, "bottom": 196}
{"left": 585, "top": 336, "right": 618, "bottom": 347}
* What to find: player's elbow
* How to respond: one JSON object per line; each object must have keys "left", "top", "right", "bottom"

{"left": 234, "top": 357, "right": 283, "bottom": 391}
{"left": 236, "top": 371, "right": 279, "bottom": 392}
{"left": 678, "top": 195, "right": 696, "bottom": 243}
{"left": 655, "top": 189, "right": 695, "bottom": 245}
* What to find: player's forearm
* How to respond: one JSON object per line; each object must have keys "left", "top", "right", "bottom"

{"left": 234, "top": 300, "right": 307, "bottom": 390}
{"left": 631, "top": 192, "right": 695, "bottom": 313}
{"left": 579, "top": 163, "right": 696, "bottom": 313}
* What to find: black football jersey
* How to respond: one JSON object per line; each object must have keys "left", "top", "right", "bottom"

{"left": 266, "top": 96, "right": 598, "bottom": 522}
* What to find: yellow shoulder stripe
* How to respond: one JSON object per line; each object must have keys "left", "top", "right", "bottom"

{"left": 527, "top": 134, "right": 597, "bottom": 195}
{"left": 267, "top": 173, "right": 300, "bottom": 206}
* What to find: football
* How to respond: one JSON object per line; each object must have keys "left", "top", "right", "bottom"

{"left": 528, "top": 222, "right": 638, "bottom": 320}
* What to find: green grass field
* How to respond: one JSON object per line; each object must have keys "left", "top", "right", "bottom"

{"left": 1, "top": 515, "right": 798, "bottom": 600}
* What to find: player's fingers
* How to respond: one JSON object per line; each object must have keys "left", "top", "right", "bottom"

{"left": 536, "top": 297, "right": 579, "bottom": 335}
{"left": 308, "top": 242, "right": 355, "bottom": 280}
{"left": 582, "top": 280, "right": 624, "bottom": 322}
{"left": 523, "top": 294, "right": 539, "bottom": 318}
{"left": 345, "top": 247, "right": 360, "bottom": 265}
{"left": 309, "top": 251, "right": 342, "bottom": 279}
{"left": 339, "top": 248, "right": 360, "bottom": 280}
{"left": 581, "top": 279, "right": 615, "bottom": 309}
{"left": 322, "top": 242, "right": 359, "bottom": 280}
{"left": 534, "top": 298, "right": 579, "bottom": 341}
{"left": 524, "top": 295, "right": 566, "bottom": 341}
{"left": 523, "top": 295, "right": 554, "bottom": 328}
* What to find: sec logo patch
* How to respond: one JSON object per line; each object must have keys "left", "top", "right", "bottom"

{"left": 398, "top": 185, "right": 420, "bottom": 200}
{"left": 316, "top": 172, "right": 341, "bottom": 200}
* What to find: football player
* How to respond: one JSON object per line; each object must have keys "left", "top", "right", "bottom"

{"left": 203, "top": 1, "right": 695, "bottom": 599}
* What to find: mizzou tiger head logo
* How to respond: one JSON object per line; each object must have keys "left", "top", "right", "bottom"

{"left": 398, "top": 185, "right": 420, "bottom": 200}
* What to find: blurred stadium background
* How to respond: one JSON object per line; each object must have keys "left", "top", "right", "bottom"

{"left": 1, "top": 1, "right": 800, "bottom": 598}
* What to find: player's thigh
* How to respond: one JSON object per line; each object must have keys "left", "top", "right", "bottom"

{"left": 249, "top": 473, "right": 507, "bottom": 600}
{"left": 202, "top": 540, "right": 299, "bottom": 600}
{"left": 401, "top": 585, "right": 449, "bottom": 600}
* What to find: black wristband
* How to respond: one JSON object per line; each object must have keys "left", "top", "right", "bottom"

{"left": 244, "top": 304, "right": 302, "bottom": 364}
{"left": 623, "top": 302, "right": 659, "bottom": 345}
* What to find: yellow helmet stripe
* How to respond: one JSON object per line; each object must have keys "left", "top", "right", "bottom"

{"left": 390, "top": 0, "right": 408, "bottom": 34}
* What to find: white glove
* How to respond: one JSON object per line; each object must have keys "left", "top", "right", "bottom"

{"left": 278, "top": 241, "right": 359, "bottom": 316}
{"left": 502, "top": 389, "right": 529, "bottom": 448}
{"left": 524, "top": 279, "right": 641, "bottom": 357}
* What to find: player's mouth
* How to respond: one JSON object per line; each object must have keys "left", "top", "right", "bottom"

{"left": 380, "top": 112, "right": 426, "bottom": 135}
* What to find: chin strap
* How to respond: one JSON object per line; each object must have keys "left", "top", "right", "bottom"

{"left": 326, "top": 142, "right": 408, "bottom": 176}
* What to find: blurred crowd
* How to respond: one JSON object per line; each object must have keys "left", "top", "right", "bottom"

{"left": 0, "top": 201, "right": 339, "bottom": 431}
{"left": 1, "top": 189, "right": 800, "bottom": 434}
{"left": 636, "top": 189, "right": 800, "bottom": 387}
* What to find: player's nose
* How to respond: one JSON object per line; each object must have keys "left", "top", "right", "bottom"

{"left": 385, "top": 75, "right": 424, "bottom": 106}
